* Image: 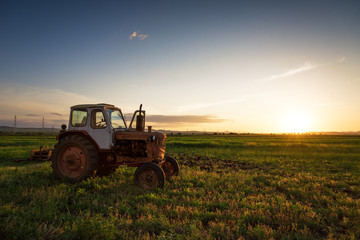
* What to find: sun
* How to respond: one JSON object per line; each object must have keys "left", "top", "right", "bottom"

{"left": 283, "top": 111, "right": 311, "bottom": 133}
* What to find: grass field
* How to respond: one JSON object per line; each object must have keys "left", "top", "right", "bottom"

{"left": 0, "top": 134, "right": 359, "bottom": 239}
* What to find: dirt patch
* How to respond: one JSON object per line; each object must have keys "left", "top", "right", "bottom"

{"left": 170, "top": 153, "right": 262, "bottom": 173}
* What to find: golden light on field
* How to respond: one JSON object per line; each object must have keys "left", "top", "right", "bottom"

{"left": 283, "top": 111, "right": 311, "bottom": 133}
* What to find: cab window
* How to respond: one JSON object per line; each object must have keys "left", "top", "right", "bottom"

{"left": 71, "top": 109, "right": 88, "bottom": 127}
{"left": 91, "top": 109, "right": 107, "bottom": 129}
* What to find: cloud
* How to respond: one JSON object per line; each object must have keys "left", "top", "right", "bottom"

{"left": 124, "top": 114, "right": 225, "bottom": 124}
{"left": 148, "top": 115, "right": 226, "bottom": 124}
{"left": 317, "top": 102, "right": 340, "bottom": 107}
{"left": 338, "top": 57, "right": 345, "bottom": 63}
{"left": 138, "top": 34, "right": 148, "bottom": 40}
{"left": 0, "top": 83, "right": 96, "bottom": 127}
{"left": 49, "top": 112, "right": 63, "bottom": 116}
{"left": 129, "top": 31, "right": 137, "bottom": 40}
{"left": 261, "top": 63, "right": 317, "bottom": 82}
{"left": 176, "top": 95, "right": 260, "bottom": 112}
{"left": 0, "top": 118, "right": 67, "bottom": 128}
{"left": 129, "top": 31, "right": 149, "bottom": 40}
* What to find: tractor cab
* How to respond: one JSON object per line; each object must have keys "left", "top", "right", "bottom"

{"left": 69, "top": 104, "right": 127, "bottom": 149}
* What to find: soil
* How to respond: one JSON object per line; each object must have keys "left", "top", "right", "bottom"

{"left": 170, "top": 153, "right": 262, "bottom": 173}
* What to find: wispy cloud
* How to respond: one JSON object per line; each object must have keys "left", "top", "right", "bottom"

{"left": 129, "top": 31, "right": 149, "bottom": 40}
{"left": 123, "top": 114, "right": 226, "bottom": 127}
{"left": 147, "top": 115, "right": 226, "bottom": 124}
{"left": 49, "top": 112, "right": 63, "bottom": 116}
{"left": 138, "top": 34, "right": 148, "bottom": 40}
{"left": 129, "top": 31, "right": 137, "bottom": 40}
{"left": 338, "top": 57, "right": 345, "bottom": 63}
{"left": 0, "top": 83, "right": 96, "bottom": 127}
{"left": 261, "top": 63, "right": 317, "bottom": 82}
{"left": 317, "top": 102, "right": 340, "bottom": 107}
{"left": 177, "top": 100, "right": 238, "bottom": 112}
{"left": 176, "top": 95, "right": 260, "bottom": 112}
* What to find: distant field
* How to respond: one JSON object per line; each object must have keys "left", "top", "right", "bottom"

{"left": 0, "top": 134, "right": 359, "bottom": 239}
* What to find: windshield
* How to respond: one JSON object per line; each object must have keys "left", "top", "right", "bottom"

{"left": 107, "top": 108, "right": 127, "bottom": 129}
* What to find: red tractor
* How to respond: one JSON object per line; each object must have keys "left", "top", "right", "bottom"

{"left": 51, "top": 103, "right": 179, "bottom": 190}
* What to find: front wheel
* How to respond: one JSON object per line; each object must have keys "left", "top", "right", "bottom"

{"left": 134, "top": 162, "right": 165, "bottom": 190}
{"left": 162, "top": 156, "right": 179, "bottom": 180}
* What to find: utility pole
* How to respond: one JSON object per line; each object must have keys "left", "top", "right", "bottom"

{"left": 13, "top": 115, "right": 16, "bottom": 133}
{"left": 42, "top": 117, "right": 45, "bottom": 132}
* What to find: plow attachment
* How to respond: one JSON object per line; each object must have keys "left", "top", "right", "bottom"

{"left": 14, "top": 146, "right": 53, "bottom": 162}
{"left": 30, "top": 146, "right": 53, "bottom": 161}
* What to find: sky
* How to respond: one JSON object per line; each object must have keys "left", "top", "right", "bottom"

{"left": 0, "top": 0, "right": 359, "bottom": 133}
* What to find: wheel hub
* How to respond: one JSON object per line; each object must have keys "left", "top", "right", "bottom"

{"left": 139, "top": 170, "right": 158, "bottom": 190}
{"left": 59, "top": 146, "right": 85, "bottom": 178}
{"left": 64, "top": 149, "right": 82, "bottom": 171}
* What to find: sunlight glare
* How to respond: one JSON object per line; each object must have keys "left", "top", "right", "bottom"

{"left": 283, "top": 111, "right": 311, "bottom": 133}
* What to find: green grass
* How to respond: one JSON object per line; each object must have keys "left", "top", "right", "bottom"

{"left": 0, "top": 134, "right": 359, "bottom": 239}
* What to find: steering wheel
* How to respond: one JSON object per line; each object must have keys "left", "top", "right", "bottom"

{"left": 96, "top": 118, "right": 106, "bottom": 128}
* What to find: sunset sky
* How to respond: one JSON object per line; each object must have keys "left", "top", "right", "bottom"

{"left": 0, "top": 0, "right": 359, "bottom": 133}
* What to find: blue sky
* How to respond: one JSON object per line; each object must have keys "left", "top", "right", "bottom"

{"left": 1, "top": 0, "right": 359, "bottom": 132}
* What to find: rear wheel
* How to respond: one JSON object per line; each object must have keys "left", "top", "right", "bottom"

{"left": 51, "top": 135, "right": 98, "bottom": 181}
{"left": 134, "top": 162, "right": 165, "bottom": 190}
{"left": 162, "top": 156, "right": 179, "bottom": 180}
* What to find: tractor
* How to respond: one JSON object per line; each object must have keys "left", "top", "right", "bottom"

{"left": 51, "top": 103, "right": 179, "bottom": 190}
